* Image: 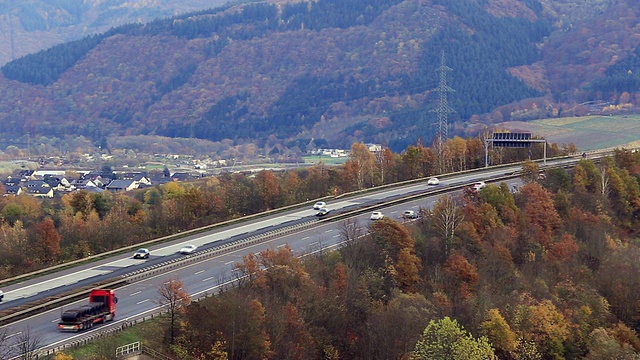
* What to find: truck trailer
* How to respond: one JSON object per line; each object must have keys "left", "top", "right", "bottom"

{"left": 57, "top": 289, "right": 118, "bottom": 332}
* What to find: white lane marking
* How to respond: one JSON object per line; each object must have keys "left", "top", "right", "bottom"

{"left": 277, "top": 244, "right": 286, "bottom": 248}
{"left": 301, "top": 236, "right": 309, "bottom": 240}
{"left": 137, "top": 299, "right": 149, "bottom": 305}
{"left": 225, "top": 261, "right": 234, "bottom": 265}
{"left": 324, "top": 229, "right": 333, "bottom": 233}
{"left": 130, "top": 291, "right": 141, "bottom": 296}
{"left": 7, "top": 332, "right": 22, "bottom": 338}
{"left": 202, "top": 277, "right": 214, "bottom": 282}
{"left": 333, "top": 234, "right": 340, "bottom": 238}
{"left": 195, "top": 270, "right": 205, "bottom": 275}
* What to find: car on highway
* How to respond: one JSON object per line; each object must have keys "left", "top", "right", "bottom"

{"left": 370, "top": 211, "right": 384, "bottom": 220}
{"left": 0, "top": 289, "right": 3, "bottom": 302}
{"left": 313, "top": 201, "right": 327, "bottom": 210}
{"left": 133, "top": 248, "right": 150, "bottom": 259}
{"left": 179, "top": 244, "right": 198, "bottom": 255}
{"left": 316, "top": 208, "right": 331, "bottom": 217}
{"left": 427, "top": 177, "right": 440, "bottom": 185}
{"left": 471, "top": 181, "right": 486, "bottom": 192}
{"left": 402, "top": 210, "right": 418, "bottom": 219}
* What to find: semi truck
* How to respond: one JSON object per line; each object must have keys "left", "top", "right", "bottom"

{"left": 57, "top": 289, "right": 118, "bottom": 332}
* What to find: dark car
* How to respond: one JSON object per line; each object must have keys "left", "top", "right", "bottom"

{"left": 133, "top": 248, "right": 150, "bottom": 259}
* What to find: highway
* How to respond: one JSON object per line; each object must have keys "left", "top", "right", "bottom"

{"left": 0, "top": 156, "right": 582, "bottom": 356}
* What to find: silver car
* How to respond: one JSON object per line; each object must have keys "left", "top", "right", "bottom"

{"left": 179, "top": 244, "right": 198, "bottom": 255}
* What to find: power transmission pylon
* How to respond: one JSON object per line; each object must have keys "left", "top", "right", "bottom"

{"left": 431, "top": 50, "right": 455, "bottom": 173}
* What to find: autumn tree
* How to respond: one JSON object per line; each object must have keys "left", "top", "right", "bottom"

{"left": 254, "top": 170, "right": 281, "bottom": 210}
{"left": 512, "top": 299, "right": 570, "bottom": 359}
{"left": 444, "top": 253, "right": 479, "bottom": 305}
{"left": 270, "top": 302, "right": 315, "bottom": 360}
{"left": 281, "top": 171, "right": 302, "bottom": 205}
{"left": 235, "top": 299, "right": 274, "bottom": 360}
{"left": 584, "top": 328, "right": 640, "bottom": 360}
{"left": 343, "top": 142, "right": 376, "bottom": 190}
{"left": 369, "top": 219, "right": 422, "bottom": 293}
{"left": 518, "top": 182, "right": 561, "bottom": 248}
{"left": 478, "top": 182, "right": 519, "bottom": 225}
{"left": 33, "top": 217, "right": 62, "bottom": 265}
{"left": 0, "top": 194, "right": 43, "bottom": 227}
{"left": 481, "top": 308, "right": 518, "bottom": 357}
{"left": 445, "top": 136, "right": 469, "bottom": 172}
{"left": 399, "top": 143, "right": 435, "bottom": 180}
{"left": 0, "top": 220, "right": 30, "bottom": 276}
{"left": 520, "top": 159, "right": 540, "bottom": 184}
{"left": 158, "top": 277, "right": 191, "bottom": 344}
{"left": 411, "top": 317, "right": 496, "bottom": 360}
{"left": 253, "top": 245, "right": 314, "bottom": 302}
{"left": 376, "top": 147, "right": 397, "bottom": 185}
{"left": 300, "top": 164, "right": 331, "bottom": 200}
{"left": 367, "top": 292, "right": 436, "bottom": 359}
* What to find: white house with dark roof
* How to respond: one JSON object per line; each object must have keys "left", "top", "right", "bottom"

{"left": 105, "top": 179, "right": 138, "bottom": 192}
{"left": 4, "top": 184, "right": 22, "bottom": 196}
{"left": 122, "top": 172, "right": 152, "bottom": 186}
{"left": 24, "top": 180, "right": 53, "bottom": 198}
{"left": 69, "top": 179, "right": 99, "bottom": 191}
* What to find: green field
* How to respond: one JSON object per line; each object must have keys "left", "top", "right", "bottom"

{"left": 302, "top": 155, "right": 347, "bottom": 166}
{"left": 498, "top": 115, "right": 640, "bottom": 151}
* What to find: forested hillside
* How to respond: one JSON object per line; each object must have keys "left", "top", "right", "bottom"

{"left": 1, "top": 0, "right": 640, "bottom": 156}
{"left": 0, "top": 0, "right": 227, "bottom": 66}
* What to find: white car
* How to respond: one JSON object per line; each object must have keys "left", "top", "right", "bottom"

{"left": 402, "top": 210, "right": 418, "bottom": 219}
{"left": 370, "top": 211, "right": 384, "bottom": 220}
{"left": 313, "top": 201, "right": 327, "bottom": 210}
{"left": 427, "top": 177, "right": 440, "bottom": 185}
{"left": 0, "top": 289, "right": 3, "bottom": 302}
{"left": 471, "top": 181, "right": 486, "bottom": 192}
{"left": 179, "top": 244, "right": 198, "bottom": 255}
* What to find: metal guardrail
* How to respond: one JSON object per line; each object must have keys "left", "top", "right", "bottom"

{"left": 116, "top": 341, "right": 141, "bottom": 358}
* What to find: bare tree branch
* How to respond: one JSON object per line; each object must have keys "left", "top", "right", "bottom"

{"left": 13, "top": 326, "right": 43, "bottom": 360}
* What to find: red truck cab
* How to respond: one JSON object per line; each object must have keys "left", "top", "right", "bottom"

{"left": 57, "top": 289, "right": 118, "bottom": 332}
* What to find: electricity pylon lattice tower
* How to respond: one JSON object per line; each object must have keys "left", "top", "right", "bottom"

{"left": 431, "top": 50, "right": 455, "bottom": 172}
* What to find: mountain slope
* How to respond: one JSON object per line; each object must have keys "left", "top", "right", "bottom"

{"left": 0, "top": 0, "right": 229, "bottom": 66}
{"left": 0, "top": 0, "right": 639, "bottom": 155}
